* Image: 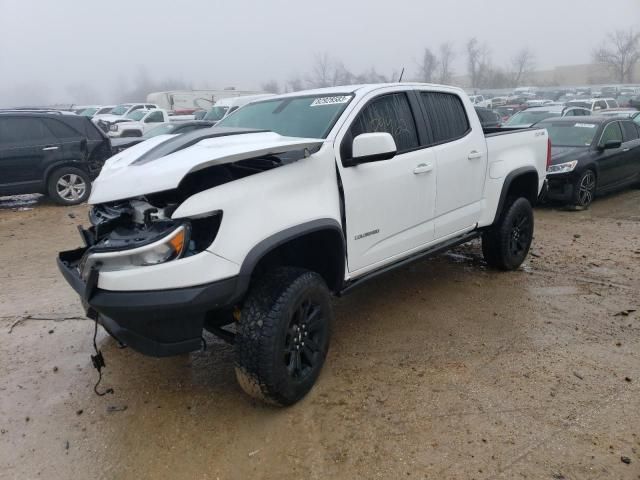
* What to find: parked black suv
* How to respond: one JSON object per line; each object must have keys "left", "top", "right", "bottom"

{"left": 0, "top": 111, "right": 112, "bottom": 205}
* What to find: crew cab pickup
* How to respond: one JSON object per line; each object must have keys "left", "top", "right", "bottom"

{"left": 57, "top": 83, "right": 549, "bottom": 406}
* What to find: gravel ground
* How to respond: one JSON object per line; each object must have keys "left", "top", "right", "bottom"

{"left": 0, "top": 191, "right": 639, "bottom": 479}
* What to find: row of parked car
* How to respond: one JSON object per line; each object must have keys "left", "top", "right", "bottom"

{"left": 474, "top": 97, "right": 640, "bottom": 207}
{"left": 1, "top": 85, "right": 639, "bottom": 209}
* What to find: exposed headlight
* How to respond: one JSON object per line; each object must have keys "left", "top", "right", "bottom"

{"left": 109, "top": 124, "right": 118, "bottom": 132}
{"left": 80, "top": 225, "right": 188, "bottom": 278}
{"left": 547, "top": 160, "right": 578, "bottom": 175}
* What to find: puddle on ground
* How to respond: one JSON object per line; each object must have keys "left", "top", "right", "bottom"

{"left": 0, "top": 194, "right": 43, "bottom": 210}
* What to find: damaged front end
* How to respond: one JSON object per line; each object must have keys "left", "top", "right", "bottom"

{"left": 57, "top": 129, "right": 324, "bottom": 357}
{"left": 57, "top": 197, "right": 226, "bottom": 357}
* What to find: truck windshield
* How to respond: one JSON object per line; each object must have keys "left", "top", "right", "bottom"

{"left": 216, "top": 94, "right": 354, "bottom": 138}
{"left": 203, "top": 106, "right": 229, "bottom": 121}
{"left": 504, "top": 110, "right": 557, "bottom": 126}
{"left": 143, "top": 123, "right": 177, "bottom": 138}
{"left": 80, "top": 107, "right": 98, "bottom": 116}
{"left": 542, "top": 122, "right": 598, "bottom": 147}
{"left": 126, "top": 110, "right": 146, "bottom": 121}
{"left": 110, "top": 105, "right": 130, "bottom": 116}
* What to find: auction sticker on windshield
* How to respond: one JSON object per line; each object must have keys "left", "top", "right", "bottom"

{"left": 311, "top": 96, "right": 351, "bottom": 106}
{"left": 574, "top": 123, "right": 596, "bottom": 128}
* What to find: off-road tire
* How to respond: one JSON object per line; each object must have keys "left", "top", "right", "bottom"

{"left": 571, "top": 169, "right": 596, "bottom": 208}
{"left": 482, "top": 197, "right": 534, "bottom": 271}
{"left": 235, "top": 267, "right": 332, "bottom": 406}
{"left": 47, "top": 167, "right": 91, "bottom": 205}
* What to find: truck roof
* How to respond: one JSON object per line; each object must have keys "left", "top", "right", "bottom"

{"left": 260, "top": 83, "right": 467, "bottom": 100}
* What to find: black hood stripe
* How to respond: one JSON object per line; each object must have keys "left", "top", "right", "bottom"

{"left": 132, "top": 127, "right": 268, "bottom": 166}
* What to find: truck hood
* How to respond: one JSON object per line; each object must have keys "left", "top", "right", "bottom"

{"left": 550, "top": 146, "right": 589, "bottom": 165}
{"left": 93, "top": 114, "right": 124, "bottom": 123}
{"left": 90, "top": 129, "right": 324, "bottom": 204}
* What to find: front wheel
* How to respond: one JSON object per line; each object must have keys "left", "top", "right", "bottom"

{"left": 572, "top": 169, "right": 596, "bottom": 208}
{"left": 235, "top": 267, "right": 332, "bottom": 406}
{"left": 482, "top": 197, "right": 534, "bottom": 271}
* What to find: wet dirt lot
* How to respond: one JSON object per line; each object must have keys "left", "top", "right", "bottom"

{"left": 1, "top": 191, "right": 639, "bottom": 480}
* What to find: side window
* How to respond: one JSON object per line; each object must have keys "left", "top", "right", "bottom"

{"left": 420, "top": 92, "right": 470, "bottom": 144}
{"left": 131, "top": 105, "right": 144, "bottom": 112}
{"left": 596, "top": 100, "right": 607, "bottom": 110}
{"left": 600, "top": 122, "right": 623, "bottom": 145}
{"left": 145, "top": 111, "right": 164, "bottom": 123}
{"left": 348, "top": 93, "right": 419, "bottom": 154}
{"left": 43, "top": 119, "right": 80, "bottom": 139}
{"left": 621, "top": 121, "right": 639, "bottom": 141}
{"left": 0, "top": 118, "right": 53, "bottom": 145}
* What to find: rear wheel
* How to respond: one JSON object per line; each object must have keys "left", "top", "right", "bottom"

{"left": 235, "top": 267, "right": 332, "bottom": 406}
{"left": 47, "top": 167, "right": 91, "bottom": 205}
{"left": 482, "top": 197, "right": 534, "bottom": 271}
{"left": 572, "top": 169, "right": 596, "bottom": 208}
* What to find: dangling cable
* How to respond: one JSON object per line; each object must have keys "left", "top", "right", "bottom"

{"left": 91, "top": 317, "right": 114, "bottom": 396}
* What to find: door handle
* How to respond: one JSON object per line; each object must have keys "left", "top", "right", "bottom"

{"left": 42, "top": 146, "right": 59, "bottom": 151}
{"left": 468, "top": 151, "right": 482, "bottom": 160}
{"left": 622, "top": 148, "right": 630, "bottom": 152}
{"left": 413, "top": 163, "right": 433, "bottom": 174}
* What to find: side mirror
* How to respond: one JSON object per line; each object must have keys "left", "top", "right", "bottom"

{"left": 600, "top": 139, "right": 622, "bottom": 150}
{"left": 345, "top": 132, "right": 397, "bottom": 167}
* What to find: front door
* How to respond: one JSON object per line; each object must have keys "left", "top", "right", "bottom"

{"left": 0, "top": 116, "right": 61, "bottom": 193}
{"left": 337, "top": 91, "right": 437, "bottom": 274}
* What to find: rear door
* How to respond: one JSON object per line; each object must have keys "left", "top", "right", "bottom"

{"left": 336, "top": 90, "right": 438, "bottom": 273}
{"left": 596, "top": 121, "right": 626, "bottom": 188}
{"left": 0, "top": 116, "right": 62, "bottom": 193}
{"left": 417, "top": 90, "right": 488, "bottom": 239}
{"left": 620, "top": 120, "right": 640, "bottom": 181}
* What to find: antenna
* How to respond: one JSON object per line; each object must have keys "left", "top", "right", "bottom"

{"left": 398, "top": 67, "right": 405, "bottom": 82}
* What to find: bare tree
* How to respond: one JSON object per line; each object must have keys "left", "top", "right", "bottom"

{"left": 510, "top": 48, "right": 536, "bottom": 87}
{"left": 261, "top": 80, "right": 280, "bottom": 94}
{"left": 593, "top": 29, "right": 640, "bottom": 83}
{"left": 466, "top": 38, "right": 492, "bottom": 89}
{"left": 417, "top": 47, "right": 438, "bottom": 83}
{"left": 285, "top": 76, "right": 304, "bottom": 93}
{"left": 308, "top": 52, "right": 335, "bottom": 88}
{"left": 437, "top": 42, "right": 455, "bottom": 84}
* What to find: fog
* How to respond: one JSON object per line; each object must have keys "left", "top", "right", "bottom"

{"left": 0, "top": 0, "right": 638, "bottom": 106}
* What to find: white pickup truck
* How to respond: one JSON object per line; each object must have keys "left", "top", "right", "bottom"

{"left": 106, "top": 109, "right": 172, "bottom": 138}
{"left": 58, "top": 83, "right": 549, "bottom": 406}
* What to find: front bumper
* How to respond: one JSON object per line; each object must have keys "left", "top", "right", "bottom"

{"left": 542, "top": 173, "right": 577, "bottom": 203}
{"left": 57, "top": 247, "right": 238, "bottom": 357}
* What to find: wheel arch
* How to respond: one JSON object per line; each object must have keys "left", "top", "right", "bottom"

{"left": 492, "top": 167, "right": 539, "bottom": 224}
{"left": 235, "top": 219, "right": 346, "bottom": 299}
{"left": 43, "top": 160, "right": 90, "bottom": 186}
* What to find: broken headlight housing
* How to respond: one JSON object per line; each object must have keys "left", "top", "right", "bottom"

{"left": 80, "top": 224, "right": 189, "bottom": 279}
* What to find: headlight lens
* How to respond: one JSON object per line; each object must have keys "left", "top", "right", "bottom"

{"left": 81, "top": 225, "right": 188, "bottom": 278}
{"left": 109, "top": 124, "right": 118, "bottom": 132}
{"left": 547, "top": 160, "right": 578, "bottom": 175}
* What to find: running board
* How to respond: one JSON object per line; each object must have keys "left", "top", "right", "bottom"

{"left": 339, "top": 231, "right": 481, "bottom": 295}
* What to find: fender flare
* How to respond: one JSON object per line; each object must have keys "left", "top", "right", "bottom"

{"left": 492, "top": 166, "right": 539, "bottom": 224}
{"left": 233, "top": 218, "right": 346, "bottom": 301}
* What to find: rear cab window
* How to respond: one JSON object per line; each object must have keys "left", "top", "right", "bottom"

{"left": 419, "top": 91, "right": 470, "bottom": 145}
